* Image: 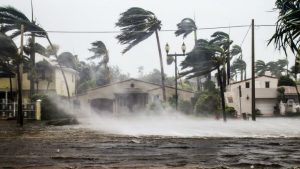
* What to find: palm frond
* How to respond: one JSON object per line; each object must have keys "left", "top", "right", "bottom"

{"left": 115, "top": 7, "right": 161, "bottom": 54}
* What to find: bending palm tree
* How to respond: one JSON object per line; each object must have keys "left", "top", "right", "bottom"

{"left": 0, "top": 6, "right": 71, "bottom": 99}
{"left": 231, "top": 57, "right": 246, "bottom": 81}
{"left": 255, "top": 60, "right": 268, "bottom": 76}
{"left": 116, "top": 7, "right": 166, "bottom": 101}
{"left": 180, "top": 39, "right": 227, "bottom": 121}
{"left": 269, "top": 0, "right": 300, "bottom": 55}
{"left": 210, "top": 31, "right": 232, "bottom": 85}
{"left": 88, "top": 41, "right": 110, "bottom": 83}
{"left": 175, "top": 18, "right": 202, "bottom": 91}
{"left": 0, "top": 32, "right": 23, "bottom": 125}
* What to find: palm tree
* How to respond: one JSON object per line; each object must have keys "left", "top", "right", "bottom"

{"left": 231, "top": 57, "right": 247, "bottom": 81}
{"left": 175, "top": 18, "right": 202, "bottom": 91}
{"left": 0, "top": 6, "right": 71, "bottom": 99}
{"left": 35, "top": 60, "right": 53, "bottom": 92}
{"left": 269, "top": 0, "right": 300, "bottom": 55}
{"left": 0, "top": 32, "right": 23, "bottom": 125}
{"left": 255, "top": 60, "right": 268, "bottom": 76}
{"left": 115, "top": 7, "right": 166, "bottom": 101}
{"left": 210, "top": 31, "right": 233, "bottom": 85}
{"left": 88, "top": 41, "right": 110, "bottom": 83}
{"left": 180, "top": 39, "right": 227, "bottom": 121}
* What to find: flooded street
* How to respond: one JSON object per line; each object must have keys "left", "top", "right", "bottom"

{"left": 1, "top": 121, "right": 300, "bottom": 168}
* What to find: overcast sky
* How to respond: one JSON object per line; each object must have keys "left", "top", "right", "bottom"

{"left": 0, "top": 0, "right": 292, "bottom": 78}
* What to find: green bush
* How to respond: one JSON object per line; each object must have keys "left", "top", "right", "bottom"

{"left": 31, "top": 94, "right": 72, "bottom": 120}
{"left": 179, "top": 100, "right": 193, "bottom": 114}
{"left": 225, "top": 106, "right": 237, "bottom": 118}
{"left": 194, "top": 91, "right": 220, "bottom": 115}
{"left": 278, "top": 76, "right": 296, "bottom": 86}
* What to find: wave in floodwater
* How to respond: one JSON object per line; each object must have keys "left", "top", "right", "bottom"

{"left": 76, "top": 111, "right": 300, "bottom": 138}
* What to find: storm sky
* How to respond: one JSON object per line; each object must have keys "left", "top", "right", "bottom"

{"left": 0, "top": 0, "right": 290, "bottom": 77}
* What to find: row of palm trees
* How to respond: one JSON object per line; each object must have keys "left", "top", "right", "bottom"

{"left": 255, "top": 59, "right": 288, "bottom": 78}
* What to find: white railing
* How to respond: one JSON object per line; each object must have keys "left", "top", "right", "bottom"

{"left": 0, "top": 103, "right": 36, "bottom": 119}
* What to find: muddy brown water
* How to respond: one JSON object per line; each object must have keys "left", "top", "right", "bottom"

{"left": 0, "top": 121, "right": 300, "bottom": 169}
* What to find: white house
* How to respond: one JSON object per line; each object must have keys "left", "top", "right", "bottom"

{"left": 73, "top": 78, "right": 195, "bottom": 113}
{"left": 225, "top": 75, "right": 278, "bottom": 117}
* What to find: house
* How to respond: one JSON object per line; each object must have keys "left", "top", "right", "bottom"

{"left": 278, "top": 85, "right": 300, "bottom": 113}
{"left": 0, "top": 53, "right": 78, "bottom": 104}
{"left": 225, "top": 75, "right": 278, "bottom": 117}
{"left": 73, "top": 78, "right": 195, "bottom": 113}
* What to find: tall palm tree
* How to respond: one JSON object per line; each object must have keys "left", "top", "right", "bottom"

{"left": 0, "top": 32, "right": 23, "bottom": 125}
{"left": 35, "top": 60, "right": 53, "bottom": 92}
{"left": 210, "top": 31, "right": 233, "bottom": 85}
{"left": 88, "top": 41, "right": 110, "bottom": 83}
{"left": 175, "top": 18, "right": 202, "bottom": 91}
{"left": 269, "top": 0, "right": 300, "bottom": 55}
{"left": 115, "top": 7, "right": 166, "bottom": 101}
{"left": 255, "top": 60, "right": 268, "bottom": 76}
{"left": 180, "top": 39, "right": 227, "bottom": 121}
{"left": 231, "top": 57, "right": 247, "bottom": 81}
{"left": 0, "top": 6, "right": 71, "bottom": 99}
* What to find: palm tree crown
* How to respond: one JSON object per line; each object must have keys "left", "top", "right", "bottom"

{"left": 116, "top": 7, "right": 161, "bottom": 54}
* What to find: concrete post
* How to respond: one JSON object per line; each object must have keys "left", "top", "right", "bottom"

{"left": 35, "top": 99, "right": 41, "bottom": 120}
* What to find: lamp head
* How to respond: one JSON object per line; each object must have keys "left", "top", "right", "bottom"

{"left": 165, "top": 43, "right": 170, "bottom": 54}
{"left": 181, "top": 42, "right": 186, "bottom": 54}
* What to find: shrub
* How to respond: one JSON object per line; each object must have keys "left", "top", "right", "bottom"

{"left": 31, "top": 94, "right": 72, "bottom": 120}
{"left": 278, "top": 76, "right": 296, "bottom": 86}
{"left": 225, "top": 106, "right": 237, "bottom": 118}
{"left": 194, "top": 91, "right": 220, "bottom": 115}
{"left": 179, "top": 100, "right": 193, "bottom": 114}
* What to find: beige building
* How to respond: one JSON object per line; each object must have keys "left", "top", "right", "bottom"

{"left": 225, "top": 75, "right": 278, "bottom": 116}
{"left": 0, "top": 54, "right": 77, "bottom": 103}
{"left": 74, "top": 78, "right": 195, "bottom": 113}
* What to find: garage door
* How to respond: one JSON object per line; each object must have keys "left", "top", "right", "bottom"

{"left": 256, "top": 99, "right": 276, "bottom": 116}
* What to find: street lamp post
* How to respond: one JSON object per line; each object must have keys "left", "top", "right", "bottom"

{"left": 165, "top": 42, "right": 186, "bottom": 111}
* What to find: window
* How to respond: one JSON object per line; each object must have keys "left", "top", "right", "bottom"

{"left": 227, "top": 97, "right": 233, "bottom": 103}
{"left": 265, "top": 81, "right": 270, "bottom": 88}
{"left": 245, "top": 82, "right": 250, "bottom": 88}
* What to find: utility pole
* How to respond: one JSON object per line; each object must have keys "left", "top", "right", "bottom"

{"left": 251, "top": 19, "right": 256, "bottom": 121}
{"left": 17, "top": 25, "right": 24, "bottom": 126}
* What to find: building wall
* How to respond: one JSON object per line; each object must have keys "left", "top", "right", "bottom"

{"left": 225, "top": 76, "right": 278, "bottom": 116}
{"left": 54, "top": 68, "right": 76, "bottom": 97}
{"left": 74, "top": 79, "right": 195, "bottom": 113}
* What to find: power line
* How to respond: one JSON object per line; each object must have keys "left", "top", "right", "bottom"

{"left": 30, "top": 24, "right": 276, "bottom": 34}
{"left": 240, "top": 24, "right": 252, "bottom": 48}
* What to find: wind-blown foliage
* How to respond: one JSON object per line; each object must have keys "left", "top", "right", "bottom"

{"left": 116, "top": 7, "right": 161, "bottom": 54}
{"left": 88, "top": 41, "right": 109, "bottom": 68}
{"left": 269, "top": 0, "right": 300, "bottom": 55}
{"left": 255, "top": 59, "right": 288, "bottom": 77}
{"left": 116, "top": 7, "right": 166, "bottom": 101}
{"left": 0, "top": 6, "right": 46, "bottom": 38}
{"left": 175, "top": 18, "right": 197, "bottom": 38}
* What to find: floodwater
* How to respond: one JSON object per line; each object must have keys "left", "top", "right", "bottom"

{"left": 1, "top": 118, "right": 300, "bottom": 169}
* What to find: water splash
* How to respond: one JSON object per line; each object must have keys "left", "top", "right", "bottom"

{"left": 77, "top": 111, "right": 300, "bottom": 138}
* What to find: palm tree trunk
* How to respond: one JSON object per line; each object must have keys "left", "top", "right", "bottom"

{"left": 47, "top": 81, "right": 51, "bottom": 91}
{"left": 16, "top": 63, "right": 23, "bottom": 126}
{"left": 294, "top": 83, "right": 300, "bottom": 104}
{"left": 240, "top": 69, "right": 243, "bottom": 81}
{"left": 29, "top": 33, "right": 35, "bottom": 98}
{"left": 46, "top": 36, "right": 70, "bottom": 100}
{"left": 217, "top": 66, "right": 226, "bottom": 122}
{"left": 9, "top": 74, "right": 13, "bottom": 101}
{"left": 154, "top": 30, "right": 166, "bottom": 101}
{"left": 244, "top": 67, "right": 247, "bottom": 80}
{"left": 193, "top": 30, "right": 201, "bottom": 91}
